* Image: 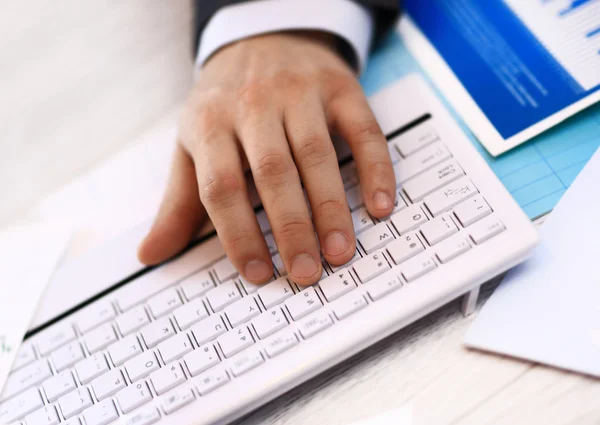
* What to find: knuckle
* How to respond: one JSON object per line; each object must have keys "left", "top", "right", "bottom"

{"left": 199, "top": 170, "right": 242, "bottom": 207}
{"left": 367, "top": 157, "right": 394, "bottom": 181}
{"left": 220, "top": 228, "right": 255, "bottom": 250}
{"left": 276, "top": 213, "right": 313, "bottom": 241}
{"left": 313, "top": 197, "right": 347, "bottom": 216}
{"left": 238, "top": 80, "right": 268, "bottom": 110}
{"left": 253, "top": 152, "right": 294, "bottom": 184}
{"left": 295, "top": 134, "right": 333, "bottom": 169}
{"left": 349, "top": 119, "right": 384, "bottom": 146}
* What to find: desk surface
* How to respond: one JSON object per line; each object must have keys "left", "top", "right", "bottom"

{"left": 2, "top": 2, "right": 598, "bottom": 424}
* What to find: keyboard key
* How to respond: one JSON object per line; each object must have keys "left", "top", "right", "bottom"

{"left": 469, "top": 215, "right": 505, "bottom": 244}
{"left": 116, "top": 382, "right": 153, "bottom": 414}
{"left": 0, "top": 388, "right": 44, "bottom": 424}
{"left": 403, "top": 159, "right": 465, "bottom": 202}
{"left": 183, "top": 344, "right": 220, "bottom": 377}
{"left": 75, "top": 301, "right": 116, "bottom": 334}
{"left": 298, "top": 311, "right": 333, "bottom": 339}
{"left": 454, "top": 194, "right": 492, "bottom": 226}
{"left": 390, "top": 204, "right": 428, "bottom": 235}
{"left": 436, "top": 234, "right": 472, "bottom": 263}
{"left": 91, "top": 369, "right": 126, "bottom": 401}
{"left": 367, "top": 269, "right": 403, "bottom": 301}
{"left": 330, "top": 250, "right": 361, "bottom": 273}
{"left": 82, "top": 399, "right": 118, "bottom": 425}
{"left": 141, "top": 318, "right": 175, "bottom": 348}
{"left": 285, "top": 287, "right": 322, "bottom": 321}
{"left": 225, "top": 297, "right": 261, "bottom": 328}
{"left": 252, "top": 307, "right": 288, "bottom": 339}
{"left": 157, "top": 333, "right": 193, "bottom": 364}
{"left": 83, "top": 323, "right": 118, "bottom": 354}
{"left": 400, "top": 254, "right": 437, "bottom": 282}
{"left": 1, "top": 359, "right": 52, "bottom": 400}
{"left": 229, "top": 349, "right": 264, "bottom": 377}
{"left": 333, "top": 292, "right": 368, "bottom": 320}
{"left": 179, "top": 269, "right": 215, "bottom": 301}
{"left": 345, "top": 185, "right": 365, "bottom": 211}
{"left": 173, "top": 298, "right": 209, "bottom": 330}
{"left": 108, "top": 334, "right": 143, "bottom": 367}
{"left": 161, "top": 386, "right": 195, "bottom": 415}
{"left": 150, "top": 363, "right": 186, "bottom": 395}
{"left": 36, "top": 323, "right": 76, "bottom": 356}
{"left": 43, "top": 371, "right": 77, "bottom": 402}
{"left": 424, "top": 176, "right": 478, "bottom": 216}
{"left": 147, "top": 288, "right": 183, "bottom": 319}
{"left": 25, "top": 405, "right": 60, "bottom": 425}
{"left": 319, "top": 269, "right": 356, "bottom": 302}
{"left": 191, "top": 315, "right": 227, "bottom": 346}
{"left": 340, "top": 162, "right": 359, "bottom": 189}
{"left": 58, "top": 388, "right": 93, "bottom": 418}
{"left": 391, "top": 124, "right": 439, "bottom": 157}
{"left": 351, "top": 207, "right": 374, "bottom": 234}
{"left": 115, "top": 306, "right": 150, "bottom": 337}
{"left": 218, "top": 326, "right": 254, "bottom": 358}
{"left": 50, "top": 341, "right": 84, "bottom": 372}
{"left": 264, "top": 232, "right": 278, "bottom": 254}
{"left": 353, "top": 251, "right": 390, "bottom": 283}
{"left": 271, "top": 253, "right": 287, "bottom": 276}
{"left": 264, "top": 330, "right": 299, "bottom": 358}
{"left": 61, "top": 418, "right": 82, "bottom": 425}
{"left": 257, "top": 277, "right": 294, "bottom": 309}
{"left": 75, "top": 353, "right": 109, "bottom": 384}
{"left": 125, "top": 351, "right": 160, "bottom": 382}
{"left": 11, "top": 343, "right": 36, "bottom": 371}
{"left": 206, "top": 280, "right": 242, "bottom": 312}
{"left": 393, "top": 141, "right": 451, "bottom": 185}
{"left": 213, "top": 257, "right": 238, "bottom": 282}
{"left": 195, "top": 368, "right": 229, "bottom": 396}
{"left": 386, "top": 232, "right": 425, "bottom": 265}
{"left": 238, "top": 276, "right": 265, "bottom": 295}
{"left": 388, "top": 142, "right": 401, "bottom": 163}
{"left": 120, "top": 405, "right": 160, "bottom": 425}
{"left": 419, "top": 214, "right": 458, "bottom": 245}
{"left": 256, "top": 210, "right": 272, "bottom": 233}
{"left": 357, "top": 222, "right": 395, "bottom": 254}
{"left": 391, "top": 190, "right": 407, "bottom": 214}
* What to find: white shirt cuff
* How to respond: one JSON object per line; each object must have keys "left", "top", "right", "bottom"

{"left": 196, "top": 0, "right": 374, "bottom": 72}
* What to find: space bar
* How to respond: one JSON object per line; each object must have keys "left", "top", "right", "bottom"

{"left": 114, "top": 235, "right": 225, "bottom": 311}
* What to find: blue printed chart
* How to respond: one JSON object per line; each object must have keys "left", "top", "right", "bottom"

{"left": 361, "top": 31, "right": 600, "bottom": 219}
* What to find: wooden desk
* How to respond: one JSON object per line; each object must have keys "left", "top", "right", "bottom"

{"left": 2, "top": 2, "right": 598, "bottom": 424}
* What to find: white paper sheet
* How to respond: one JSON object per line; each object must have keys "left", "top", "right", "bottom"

{"left": 0, "top": 222, "right": 71, "bottom": 395}
{"left": 465, "top": 147, "right": 600, "bottom": 377}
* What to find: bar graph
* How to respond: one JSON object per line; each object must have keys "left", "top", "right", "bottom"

{"left": 505, "top": 0, "right": 600, "bottom": 90}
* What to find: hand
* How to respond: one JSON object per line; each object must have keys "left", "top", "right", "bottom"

{"left": 138, "top": 31, "right": 396, "bottom": 286}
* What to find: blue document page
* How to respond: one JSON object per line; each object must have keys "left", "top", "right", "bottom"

{"left": 403, "top": 0, "right": 600, "bottom": 140}
{"left": 361, "top": 31, "right": 600, "bottom": 219}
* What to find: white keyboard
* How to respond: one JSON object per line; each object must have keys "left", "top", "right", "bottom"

{"left": 0, "top": 75, "right": 539, "bottom": 425}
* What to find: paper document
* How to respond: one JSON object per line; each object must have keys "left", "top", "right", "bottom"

{"left": 401, "top": 1, "right": 600, "bottom": 155}
{"left": 361, "top": 26, "right": 600, "bottom": 220}
{"left": 0, "top": 222, "right": 71, "bottom": 396}
{"left": 464, "top": 147, "right": 600, "bottom": 377}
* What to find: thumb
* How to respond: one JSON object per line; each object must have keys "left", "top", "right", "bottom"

{"left": 138, "top": 143, "right": 207, "bottom": 265}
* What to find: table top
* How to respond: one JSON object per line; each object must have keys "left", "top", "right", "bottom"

{"left": 2, "top": 2, "right": 598, "bottom": 424}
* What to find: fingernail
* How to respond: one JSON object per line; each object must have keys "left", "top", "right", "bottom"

{"left": 324, "top": 231, "right": 350, "bottom": 256}
{"left": 290, "top": 254, "right": 319, "bottom": 279}
{"left": 244, "top": 259, "right": 271, "bottom": 282}
{"left": 373, "top": 191, "right": 392, "bottom": 210}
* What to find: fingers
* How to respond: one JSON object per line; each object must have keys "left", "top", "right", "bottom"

{"left": 138, "top": 144, "right": 207, "bottom": 265}
{"left": 328, "top": 81, "right": 396, "bottom": 218}
{"left": 192, "top": 128, "right": 274, "bottom": 284}
{"left": 284, "top": 94, "right": 356, "bottom": 266}
{"left": 237, "top": 93, "right": 322, "bottom": 285}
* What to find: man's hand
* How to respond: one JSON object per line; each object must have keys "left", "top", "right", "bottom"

{"left": 138, "top": 32, "right": 396, "bottom": 286}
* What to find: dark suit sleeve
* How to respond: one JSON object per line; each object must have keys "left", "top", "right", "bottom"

{"left": 193, "top": 0, "right": 401, "bottom": 63}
